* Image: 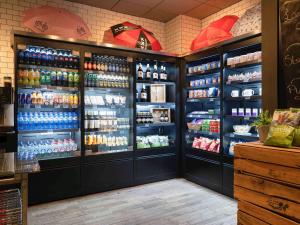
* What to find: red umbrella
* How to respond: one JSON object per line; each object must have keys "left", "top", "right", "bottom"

{"left": 22, "top": 5, "right": 91, "bottom": 39}
{"left": 103, "top": 22, "right": 162, "bottom": 51}
{"left": 191, "top": 15, "right": 238, "bottom": 51}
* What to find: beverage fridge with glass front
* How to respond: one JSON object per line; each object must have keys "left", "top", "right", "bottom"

{"left": 13, "top": 32, "right": 180, "bottom": 204}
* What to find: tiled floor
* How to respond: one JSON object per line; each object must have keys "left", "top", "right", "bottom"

{"left": 29, "top": 179, "right": 237, "bottom": 225}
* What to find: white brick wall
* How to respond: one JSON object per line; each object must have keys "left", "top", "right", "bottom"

{"left": 0, "top": 0, "right": 260, "bottom": 86}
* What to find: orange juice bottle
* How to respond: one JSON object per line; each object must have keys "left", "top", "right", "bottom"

{"left": 28, "top": 69, "right": 34, "bottom": 86}
{"left": 69, "top": 94, "right": 74, "bottom": 106}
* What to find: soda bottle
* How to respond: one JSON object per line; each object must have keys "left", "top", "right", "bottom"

{"left": 51, "top": 70, "right": 57, "bottom": 86}
{"left": 69, "top": 94, "right": 74, "bottom": 106}
{"left": 58, "top": 50, "right": 64, "bottom": 68}
{"left": 68, "top": 51, "right": 73, "bottom": 69}
{"left": 40, "top": 70, "right": 46, "bottom": 85}
{"left": 53, "top": 49, "right": 58, "bottom": 67}
{"left": 18, "top": 50, "right": 24, "bottom": 64}
{"left": 73, "top": 55, "right": 79, "bottom": 69}
{"left": 62, "top": 71, "right": 68, "bottom": 87}
{"left": 47, "top": 48, "right": 54, "bottom": 66}
{"left": 36, "top": 47, "right": 41, "bottom": 66}
{"left": 64, "top": 50, "right": 69, "bottom": 68}
{"left": 18, "top": 69, "right": 23, "bottom": 86}
{"left": 45, "top": 70, "right": 51, "bottom": 85}
{"left": 73, "top": 94, "right": 78, "bottom": 106}
{"left": 68, "top": 72, "right": 74, "bottom": 87}
{"left": 73, "top": 72, "right": 79, "bottom": 87}
{"left": 56, "top": 70, "right": 62, "bottom": 86}
{"left": 30, "top": 46, "right": 37, "bottom": 65}
{"left": 24, "top": 48, "right": 30, "bottom": 64}
{"left": 41, "top": 47, "right": 47, "bottom": 66}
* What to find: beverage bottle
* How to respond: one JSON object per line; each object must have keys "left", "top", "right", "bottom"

{"left": 56, "top": 70, "right": 62, "bottom": 86}
{"left": 73, "top": 55, "right": 79, "bottom": 69}
{"left": 84, "top": 60, "right": 88, "bottom": 70}
{"left": 36, "top": 47, "right": 41, "bottom": 66}
{"left": 72, "top": 112, "right": 78, "bottom": 128}
{"left": 41, "top": 47, "right": 47, "bottom": 66}
{"left": 53, "top": 49, "right": 58, "bottom": 67}
{"left": 62, "top": 71, "right": 68, "bottom": 87}
{"left": 140, "top": 85, "right": 148, "bottom": 102}
{"left": 30, "top": 46, "right": 37, "bottom": 65}
{"left": 46, "top": 70, "right": 51, "bottom": 85}
{"left": 115, "top": 58, "right": 120, "bottom": 73}
{"left": 40, "top": 70, "right": 46, "bottom": 85}
{"left": 22, "top": 69, "right": 28, "bottom": 86}
{"left": 18, "top": 69, "right": 23, "bottom": 86}
{"left": 137, "top": 63, "right": 144, "bottom": 80}
{"left": 47, "top": 48, "right": 54, "bottom": 66}
{"left": 28, "top": 69, "right": 35, "bottom": 86}
{"left": 51, "top": 70, "right": 57, "bottom": 86}
{"left": 18, "top": 50, "right": 24, "bottom": 64}
{"left": 34, "top": 69, "right": 40, "bottom": 87}
{"left": 69, "top": 94, "right": 74, "bottom": 106}
{"left": 145, "top": 64, "right": 151, "bottom": 80}
{"left": 159, "top": 65, "right": 165, "bottom": 81}
{"left": 136, "top": 89, "right": 139, "bottom": 102}
{"left": 68, "top": 72, "right": 74, "bottom": 87}
{"left": 73, "top": 94, "right": 78, "bottom": 107}
{"left": 68, "top": 51, "right": 73, "bottom": 69}
{"left": 64, "top": 50, "right": 69, "bottom": 68}
{"left": 25, "top": 93, "right": 31, "bottom": 105}
{"left": 96, "top": 56, "right": 101, "bottom": 71}
{"left": 92, "top": 54, "right": 97, "bottom": 70}
{"left": 58, "top": 50, "right": 64, "bottom": 68}
{"left": 73, "top": 72, "right": 79, "bottom": 87}
{"left": 103, "top": 57, "right": 108, "bottom": 71}
{"left": 152, "top": 64, "right": 159, "bottom": 81}
{"left": 24, "top": 48, "right": 30, "bottom": 64}
{"left": 88, "top": 59, "right": 92, "bottom": 70}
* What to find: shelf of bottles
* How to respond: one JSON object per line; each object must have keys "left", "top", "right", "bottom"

{"left": 83, "top": 53, "right": 133, "bottom": 155}
{"left": 223, "top": 44, "right": 262, "bottom": 157}
{"left": 16, "top": 44, "right": 81, "bottom": 160}
{"left": 135, "top": 60, "right": 176, "bottom": 150}
{"left": 185, "top": 56, "right": 221, "bottom": 155}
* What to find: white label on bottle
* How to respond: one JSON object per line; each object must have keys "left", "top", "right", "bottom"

{"left": 138, "top": 71, "right": 143, "bottom": 78}
{"left": 153, "top": 72, "right": 158, "bottom": 79}
{"left": 146, "top": 72, "right": 151, "bottom": 78}
{"left": 141, "top": 93, "right": 147, "bottom": 99}
{"left": 161, "top": 74, "right": 167, "bottom": 80}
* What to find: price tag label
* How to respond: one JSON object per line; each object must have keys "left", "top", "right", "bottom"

{"left": 54, "top": 105, "right": 60, "bottom": 109}
{"left": 85, "top": 52, "right": 92, "bottom": 58}
{"left": 46, "top": 130, "right": 54, "bottom": 134}
{"left": 24, "top": 104, "right": 30, "bottom": 109}
{"left": 245, "top": 96, "right": 250, "bottom": 100}
{"left": 17, "top": 44, "right": 26, "bottom": 50}
{"left": 34, "top": 105, "right": 41, "bottom": 109}
{"left": 63, "top": 105, "right": 69, "bottom": 109}
{"left": 210, "top": 98, "right": 214, "bottom": 102}
{"left": 145, "top": 124, "right": 150, "bottom": 127}
{"left": 244, "top": 116, "right": 250, "bottom": 120}
{"left": 230, "top": 133, "right": 235, "bottom": 138}
{"left": 72, "top": 50, "right": 80, "bottom": 56}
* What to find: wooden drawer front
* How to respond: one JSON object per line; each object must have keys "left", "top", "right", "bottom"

{"left": 234, "top": 173, "right": 300, "bottom": 204}
{"left": 235, "top": 159, "right": 300, "bottom": 186}
{"left": 238, "top": 210, "right": 270, "bottom": 225}
{"left": 238, "top": 201, "right": 299, "bottom": 225}
{"left": 235, "top": 186, "right": 300, "bottom": 222}
{"left": 235, "top": 142, "right": 300, "bottom": 168}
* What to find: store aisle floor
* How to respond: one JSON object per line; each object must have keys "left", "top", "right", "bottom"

{"left": 28, "top": 179, "right": 237, "bottom": 225}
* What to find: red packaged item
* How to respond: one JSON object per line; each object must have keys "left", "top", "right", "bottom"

{"left": 208, "top": 140, "right": 218, "bottom": 152}
{"left": 200, "top": 138, "right": 212, "bottom": 150}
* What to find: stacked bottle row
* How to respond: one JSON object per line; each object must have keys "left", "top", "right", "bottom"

{"left": 85, "top": 134, "right": 128, "bottom": 147}
{"left": 84, "top": 73, "right": 129, "bottom": 88}
{"left": 84, "top": 54, "right": 130, "bottom": 73}
{"left": 137, "top": 63, "right": 168, "bottom": 81}
{"left": 84, "top": 110, "right": 130, "bottom": 131}
{"left": 18, "top": 69, "right": 79, "bottom": 87}
{"left": 18, "top": 92, "right": 79, "bottom": 107}
{"left": 136, "top": 111, "right": 169, "bottom": 124}
{"left": 18, "top": 46, "right": 80, "bottom": 69}
{"left": 18, "top": 139, "right": 78, "bottom": 159}
{"left": 17, "top": 112, "right": 78, "bottom": 131}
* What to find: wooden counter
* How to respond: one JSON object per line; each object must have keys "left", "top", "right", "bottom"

{"left": 234, "top": 142, "right": 300, "bottom": 225}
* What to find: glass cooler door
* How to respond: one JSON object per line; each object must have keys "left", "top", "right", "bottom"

{"left": 83, "top": 53, "right": 133, "bottom": 155}
{"left": 16, "top": 44, "right": 81, "bottom": 160}
{"left": 223, "top": 43, "right": 262, "bottom": 157}
{"left": 185, "top": 55, "right": 221, "bottom": 155}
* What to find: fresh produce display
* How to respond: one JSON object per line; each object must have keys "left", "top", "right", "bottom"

{"left": 192, "top": 137, "right": 220, "bottom": 153}
{"left": 136, "top": 135, "right": 169, "bottom": 149}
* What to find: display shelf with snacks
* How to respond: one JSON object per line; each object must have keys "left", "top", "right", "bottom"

{"left": 15, "top": 42, "right": 82, "bottom": 163}
{"left": 223, "top": 40, "right": 262, "bottom": 160}
{"left": 84, "top": 52, "right": 133, "bottom": 156}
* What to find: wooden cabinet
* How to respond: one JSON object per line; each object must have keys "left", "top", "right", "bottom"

{"left": 234, "top": 142, "right": 300, "bottom": 225}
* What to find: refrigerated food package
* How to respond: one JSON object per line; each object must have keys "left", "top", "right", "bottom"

{"left": 136, "top": 135, "right": 169, "bottom": 149}
{"left": 192, "top": 137, "right": 220, "bottom": 153}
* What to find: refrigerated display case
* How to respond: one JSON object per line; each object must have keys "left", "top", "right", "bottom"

{"left": 134, "top": 57, "right": 180, "bottom": 184}
{"left": 13, "top": 34, "right": 82, "bottom": 204}
{"left": 183, "top": 49, "right": 223, "bottom": 193}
